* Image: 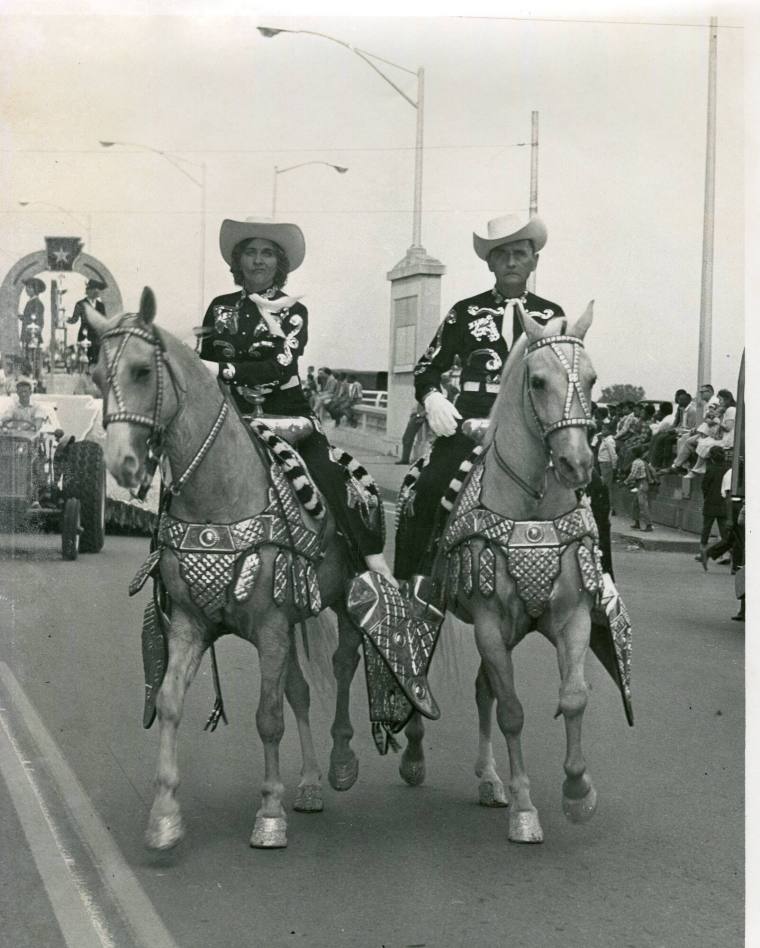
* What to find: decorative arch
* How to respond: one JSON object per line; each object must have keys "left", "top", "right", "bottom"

{"left": 0, "top": 248, "right": 123, "bottom": 358}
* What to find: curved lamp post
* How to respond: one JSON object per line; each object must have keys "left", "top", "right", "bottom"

{"left": 272, "top": 161, "right": 348, "bottom": 219}
{"left": 18, "top": 200, "right": 92, "bottom": 249}
{"left": 99, "top": 139, "right": 207, "bottom": 311}
{"left": 258, "top": 26, "right": 425, "bottom": 252}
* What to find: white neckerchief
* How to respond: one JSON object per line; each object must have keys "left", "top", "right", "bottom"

{"left": 246, "top": 290, "right": 304, "bottom": 339}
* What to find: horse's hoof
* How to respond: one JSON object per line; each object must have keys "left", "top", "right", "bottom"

{"left": 508, "top": 809, "right": 544, "bottom": 844}
{"left": 250, "top": 816, "right": 287, "bottom": 848}
{"left": 145, "top": 813, "right": 185, "bottom": 851}
{"left": 478, "top": 778, "right": 509, "bottom": 808}
{"left": 293, "top": 784, "right": 324, "bottom": 813}
{"left": 563, "top": 783, "right": 598, "bottom": 823}
{"left": 328, "top": 756, "right": 359, "bottom": 792}
{"left": 398, "top": 755, "right": 426, "bottom": 787}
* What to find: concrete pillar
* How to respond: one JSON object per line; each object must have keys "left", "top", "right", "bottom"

{"left": 386, "top": 247, "right": 445, "bottom": 452}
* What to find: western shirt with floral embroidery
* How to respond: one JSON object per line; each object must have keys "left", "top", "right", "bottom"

{"left": 200, "top": 288, "right": 310, "bottom": 415}
{"left": 413, "top": 287, "right": 565, "bottom": 419}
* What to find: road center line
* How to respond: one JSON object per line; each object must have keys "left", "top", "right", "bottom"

{"left": 0, "top": 662, "right": 180, "bottom": 948}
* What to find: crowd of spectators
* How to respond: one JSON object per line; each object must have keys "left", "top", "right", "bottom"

{"left": 304, "top": 366, "right": 365, "bottom": 428}
{"left": 590, "top": 383, "right": 737, "bottom": 485}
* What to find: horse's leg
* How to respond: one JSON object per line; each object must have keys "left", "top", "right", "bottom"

{"left": 250, "top": 620, "right": 291, "bottom": 848}
{"left": 474, "top": 613, "right": 543, "bottom": 843}
{"left": 286, "top": 641, "right": 323, "bottom": 813}
{"left": 399, "top": 711, "right": 426, "bottom": 786}
{"left": 474, "top": 661, "right": 508, "bottom": 807}
{"left": 556, "top": 607, "right": 597, "bottom": 823}
{"left": 328, "top": 606, "right": 361, "bottom": 791}
{"left": 145, "top": 609, "right": 205, "bottom": 851}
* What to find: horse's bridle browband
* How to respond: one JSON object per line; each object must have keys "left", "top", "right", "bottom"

{"left": 100, "top": 320, "right": 228, "bottom": 498}
{"left": 524, "top": 333, "right": 594, "bottom": 438}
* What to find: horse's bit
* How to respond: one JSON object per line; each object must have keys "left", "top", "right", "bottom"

{"left": 100, "top": 320, "right": 228, "bottom": 499}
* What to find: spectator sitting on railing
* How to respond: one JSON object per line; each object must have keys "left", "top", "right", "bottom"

{"left": 344, "top": 374, "right": 363, "bottom": 428}
{"left": 686, "top": 389, "right": 736, "bottom": 478}
{"left": 315, "top": 366, "right": 337, "bottom": 422}
{"left": 650, "top": 389, "right": 695, "bottom": 471}
{"left": 668, "top": 383, "right": 722, "bottom": 474}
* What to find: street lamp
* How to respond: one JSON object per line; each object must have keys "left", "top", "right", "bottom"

{"left": 18, "top": 200, "right": 92, "bottom": 249}
{"left": 258, "top": 26, "right": 425, "bottom": 253}
{"left": 99, "top": 139, "right": 207, "bottom": 312}
{"left": 272, "top": 161, "right": 348, "bottom": 219}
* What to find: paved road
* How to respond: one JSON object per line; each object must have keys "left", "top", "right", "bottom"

{"left": 0, "top": 518, "right": 744, "bottom": 948}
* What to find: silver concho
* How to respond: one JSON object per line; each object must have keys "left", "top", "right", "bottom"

{"left": 199, "top": 527, "right": 219, "bottom": 548}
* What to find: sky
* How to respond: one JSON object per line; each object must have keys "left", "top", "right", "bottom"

{"left": 0, "top": 5, "right": 749, "bottom": 401}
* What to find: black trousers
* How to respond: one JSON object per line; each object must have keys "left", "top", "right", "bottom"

{"left": 394, "top": 430, "right": 475, "bottom": 580}
{"left": 298, "top": 427, "right": 384, "bottom": 562}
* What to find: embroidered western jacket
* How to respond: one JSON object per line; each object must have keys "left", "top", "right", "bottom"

{"left": 413, "top": 288, "right": 565, "bottom": 420}
{"left": 200, "top": 288, "right": 310, "bottom": 415}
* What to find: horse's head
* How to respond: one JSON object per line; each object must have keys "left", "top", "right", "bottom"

{"left": 86, "top": 287, "right": 184, "bottom": 490}
{"left": 518, "top": 301, "right": 596, "bottom": 490}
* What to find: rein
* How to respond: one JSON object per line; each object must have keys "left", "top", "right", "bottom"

{"left": 492, "top": 331, "right": 594, "bottom": 502}
{"left": 100, "top": 319, "right": 228, "bottom": 499}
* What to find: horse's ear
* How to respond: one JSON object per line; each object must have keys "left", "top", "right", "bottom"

{"left": 138, "top": 287, "right": 157, "bottom": 325}
{"left": 515, "top": 301, "right": 545, "bottom": 344}
{"left": 569, "top": 300, "right": 594, "bottom": 339}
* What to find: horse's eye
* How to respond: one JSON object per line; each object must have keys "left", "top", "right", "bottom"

{"left": 530, "top": 375, "right": 545, "bottom": 391}
{"left": 132, "top": 366, "right": 151, "bottom": 382}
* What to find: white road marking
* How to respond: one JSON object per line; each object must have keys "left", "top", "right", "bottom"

{"left": 0, "top": 712, "right": 110, "bottom": 948}
{"left": 0, "top": 662, "right": 180, "bottom": 948}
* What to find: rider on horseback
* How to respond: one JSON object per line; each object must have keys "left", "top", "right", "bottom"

{"left": 199, "top": 217, "right": 396, "bottom": 586}
{"left": 394, "top": 214, "right": 565, "bottom": 580}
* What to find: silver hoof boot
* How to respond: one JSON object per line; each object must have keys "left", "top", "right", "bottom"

{"left": 563, "top": 784, "right": 598, "bottom": 823}
{"left": 293, "top": 784, "right": 324, "bottom": 813}
{"left": 478, "top": 778, "right": 509, "bottom": 808}
{"left": 508, "top": 809, "right": 544, "bottom": 844}
{"left": 399, "top": 756, "right": 426, "bottom": 787}
{"left": 250, "top": 816, "right": 287, "bottom": 848}
{"left": 328, "top": 757, "right": 359, "bottom": 791}
{"left": 145, "top": 813, "right": 185, "bottom": 851}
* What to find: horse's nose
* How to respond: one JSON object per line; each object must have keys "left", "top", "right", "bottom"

{"left": 117, "top": 454, "right": 139, "bottom": 486}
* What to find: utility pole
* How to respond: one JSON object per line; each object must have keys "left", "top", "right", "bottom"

{"left": 696, "top": 17, "right": 718, "bottom": 421}
{"left": 528, "top": 111, "right": 539, "bottom": 293}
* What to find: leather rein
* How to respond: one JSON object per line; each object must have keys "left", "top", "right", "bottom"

{"left": 491, "top": 332, "right": 594, "bottom": 501}
{"left": 100, "top": 320, "right": 228, "bottom": 500}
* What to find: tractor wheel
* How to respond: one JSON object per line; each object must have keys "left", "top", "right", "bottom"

{"left": 63, "top": 441, "right": 106, "bottom": 553}
{"left": 61, "top": 497, "right": 81, "bottom": 560}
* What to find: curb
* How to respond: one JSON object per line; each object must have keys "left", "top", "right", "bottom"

{"left": 611, "top": 530, "right": 699, "bottom": 554}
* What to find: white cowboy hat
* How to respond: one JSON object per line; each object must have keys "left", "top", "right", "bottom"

{"left": 219, "top": 218, "right": 305, "bottom": 271}
{"left": 473, "top": 214, "right": 547, "bottom": 260}
{"left": 15, "top": 376, "right": 33, "bottom": 388}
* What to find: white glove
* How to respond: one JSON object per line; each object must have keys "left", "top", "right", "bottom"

{"left": 221, "top": 363, "right": 236, "bottom": 380}
{"left": 424, "top": 390, "right": 462, "bottom": 437}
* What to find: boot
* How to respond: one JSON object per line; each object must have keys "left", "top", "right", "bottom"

{"left": 699, "top": 545, "right": 708, "bottom": 571}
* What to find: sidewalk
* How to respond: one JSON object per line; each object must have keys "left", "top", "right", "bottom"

{"left": 329, "top": 431, "right": 702, "bottom": 555}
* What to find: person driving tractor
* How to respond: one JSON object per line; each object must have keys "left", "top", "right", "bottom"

{"left": 0, "top": 377, "right": 48, "bottom": 433}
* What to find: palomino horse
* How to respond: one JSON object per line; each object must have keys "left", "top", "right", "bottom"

{"left": 400, "top": 301, "right": 607, "bottom": 843}
{"left": 86, "top": 290, "right": 368, "bottom": 851}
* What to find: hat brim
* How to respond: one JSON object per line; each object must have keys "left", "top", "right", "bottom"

{"left": 473, "top": 218, "right": 547, "bottom": 260}
{"left": 219, "top": 220, "right": 305, "bottom": 272}
{"left": 86, "top": 281, "right": 107, "bottom": 291}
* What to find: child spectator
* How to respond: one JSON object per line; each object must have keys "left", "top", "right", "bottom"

{"left": 624, "top": 445, "right": 654, "bottom": 532}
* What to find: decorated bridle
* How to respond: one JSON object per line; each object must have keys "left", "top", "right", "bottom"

{"left": 492, "top": 328, "right": 594, "bottom": 501}
{"left": 100, "top": 318, "right": 228, "bottom": 499}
